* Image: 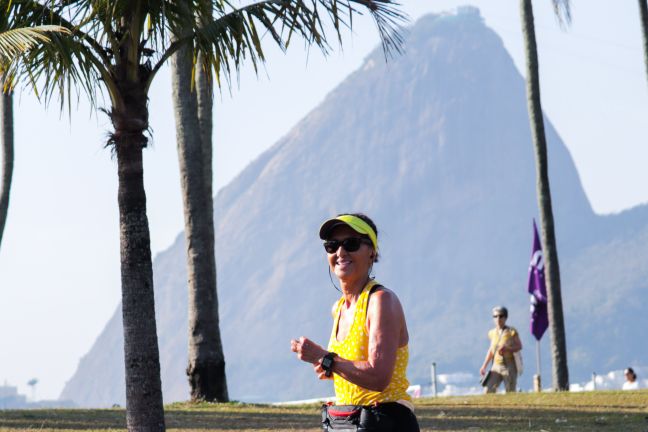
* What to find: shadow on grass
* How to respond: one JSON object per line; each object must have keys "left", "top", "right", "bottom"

{"left": 0, "top": 409, "right": 126, "bottom": 430}
{"left": 1, "top": 400, "right": 647, "bottom": 431}
{"left": 0, "top": 408, "right": 323, "bottom": 430}
{"left": 415, "top": 405, "right": 648, "bottom": 431}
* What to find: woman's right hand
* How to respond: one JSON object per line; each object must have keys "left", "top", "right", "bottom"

{"left": 313, "top": 361, "right": 333, "bottom": 380}
{"left": 479, "top": 365, "right": 487, "bottom": 376}
{"left": 290, "top": 336, "right": 327, "bottom": 365}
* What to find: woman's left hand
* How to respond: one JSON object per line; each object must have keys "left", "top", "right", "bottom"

{"left": 290, "top": 336, "right": 327, "bottom": 365}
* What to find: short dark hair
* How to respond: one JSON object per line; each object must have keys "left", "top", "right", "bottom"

{"left": 492, "top": 306, "right": 508, "bottom": 318}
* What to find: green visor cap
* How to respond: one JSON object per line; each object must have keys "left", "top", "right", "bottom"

{"left": 319, "top": 215, "right": 378, "bottom": 251}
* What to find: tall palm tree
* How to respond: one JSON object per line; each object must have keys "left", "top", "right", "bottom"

{"left": 519, "top": 0, "right": 570, "bottom": 391}
{"left": 9, "top": 0, "right": 403, "bottom": 428}
{"left": 639, "top": 0, "right": 648, "bottom": 84}
{"left": 170, "top": 0, "right": 405, "bottom": 402}
{"left": 168, "top": 0, "right": 226, "bottom": 402}
{"left": 1, "top": 22, "right": 69, "bottom": 252}
{"left": 170, "top": 27, "right": 227, "bottom": 401}
{"left": 0, "top": 84, "right": 12, "bottom": 252}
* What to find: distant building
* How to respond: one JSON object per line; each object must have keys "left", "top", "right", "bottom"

{"left": 0, "top": 383, "right": 76, "bottom": 410}
{"left": 0, "top": 384, "right": 27, "bottom": 409}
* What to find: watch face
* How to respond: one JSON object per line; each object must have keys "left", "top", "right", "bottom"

{"left": 322, "top": 357, "right": 333, "bottom": 369}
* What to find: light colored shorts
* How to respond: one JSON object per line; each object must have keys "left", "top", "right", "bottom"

{"left": 484, "top": 360, "right": 517, "bottom": 393}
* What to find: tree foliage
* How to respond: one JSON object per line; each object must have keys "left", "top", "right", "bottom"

{"left": 4, "top": 0, "right": 405, "bottom": 113}
{"left": 0, "top": 25, "right": 69, "bottom": 64}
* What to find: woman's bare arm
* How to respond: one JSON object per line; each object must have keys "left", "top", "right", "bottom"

{"left": 323, "top": 289, "right": 404, "bottom": 392}
{"left": 480, "top": 348, "right": 494, "bottom": 376}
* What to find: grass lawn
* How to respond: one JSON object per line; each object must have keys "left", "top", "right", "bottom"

{"left": 0, "top": 390, "right": 647, "bottom": 431}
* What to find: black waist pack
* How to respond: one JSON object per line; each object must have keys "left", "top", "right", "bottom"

{"left": 321, "top": 403, "right": 397, "bottom": 431}
{"left": 321, "top": 404, "right": 362, "bottom": 431}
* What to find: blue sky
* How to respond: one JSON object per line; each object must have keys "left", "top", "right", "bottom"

{"left": 1, "top": 0, "right": 647, "bottom": 401}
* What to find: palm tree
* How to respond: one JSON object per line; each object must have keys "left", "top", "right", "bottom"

{"left": 172, "top": 48, "right": 227, "bottom": 402}
{"left": 170, "top": 26, "right": 227, "bottom": 401}
{"left": 0, "top": 81, "right": 13, "bottom": 253}
{"left": 0, "top": 85, "right": 12, "bottom": 252}
{"left": 1, "top": 21, "right": 69, "bottom": 252}
{"left": 640, "top": 0, "right": 648, "bottom": 85}
{"left": 519, "top": 0, "right": 570, "bottom": 391}
{"left": 9, "top": 0, "right": 403, "bottom": 428}
{"left": 170, "top": 0, "right": 405, "bottom": 402}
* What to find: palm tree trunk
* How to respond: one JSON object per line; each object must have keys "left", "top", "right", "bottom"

{"left": 520, "top": 0, "right": 569, "bottom": 391}
{"left": 639, "top": 0, "right": 648, "bottom": 85}
{"left": 195, "top": 53, "right": 228, "bottom": 401}
{"left": 196, "top": 54, "right": 213, "bottom": 201}
{"left": 0, "top": 87, "right": 13, "bottom": 251}
{"left": 171, "top": 43, "right": 228, "bottom": 402}
{"left": 112, "top": 83, "right": 166, "bottom": 430}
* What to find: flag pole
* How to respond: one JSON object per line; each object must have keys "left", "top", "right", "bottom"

{"left": 534, "top": 339, "right": 542, "bottom": 392}
{"left": 529, "top": 219, "right": 547, "bottom": 393}
{"left": 536, "top": 339, "right": 541, "bottom": 376}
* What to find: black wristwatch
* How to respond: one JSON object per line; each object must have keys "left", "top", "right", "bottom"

{"left": 321, "top": 352, "right": 338, "bottom": 377}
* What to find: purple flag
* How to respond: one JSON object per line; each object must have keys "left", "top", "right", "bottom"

{"left": 528, "top": 220, "right": 549, "bottom": 341}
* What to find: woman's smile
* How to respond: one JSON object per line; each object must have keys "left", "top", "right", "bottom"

{"left": 337, "top": 257, "right": 353, "bottom": 268}
{"left": 335, "top": 255, "right": 353, "bottom": 272}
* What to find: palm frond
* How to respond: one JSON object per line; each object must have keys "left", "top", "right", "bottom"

{"left": 551, "top": 0, "right": 571, "bottom": 27}
{"left": 5, "top": 0, "right": 118, "bottom": 110}
{"left": 0, "top": 25, "right": 70, "bottom": 62}
{"left": 7, "top": 1, "right": 113, "bottom": 69}
{"left": 353, "top": 0, "right": 407, "bottom": 58}
{"left": 18, "top": 28, "right": 109, "bottom": 111}
{"left": 4, "top": 0, "right": 407, "bottom": 112}
{"left": 153, "top": 0, "right": 407, "bottom": 91}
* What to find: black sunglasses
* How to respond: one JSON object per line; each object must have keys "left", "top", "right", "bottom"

{"left": 493, "top": 315, "right": 506, "bottom": 319}
{"left": 323, "top": 237, "right": 372, "bottom": 254}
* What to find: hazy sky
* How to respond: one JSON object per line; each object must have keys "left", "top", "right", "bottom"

{"left": 1, "top": 0, "right": 647, "bottom": 401}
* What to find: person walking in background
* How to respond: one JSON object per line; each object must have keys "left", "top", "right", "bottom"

{"left": 623, "top": 368, "right": 639, "bottom": 390}
{"left": 291, "top": 213, "right": 419, "bottom": 431}
{"left": 480, "top": 306, "right": 523, "bottom": 393}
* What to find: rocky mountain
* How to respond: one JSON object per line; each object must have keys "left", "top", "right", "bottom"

{"left": 60, "top": 7, "right": 648, "bottom": 406}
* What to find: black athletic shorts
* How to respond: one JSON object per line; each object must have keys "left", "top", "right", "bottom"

{"left": 359, "top": 402, "right": 420, "bottom": 432}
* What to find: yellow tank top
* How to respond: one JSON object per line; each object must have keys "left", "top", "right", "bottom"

{"left": 327, "top": 280, "right": 411, "bottom": 405}
{"left": 488, "top": 326, "right": 518, "bottom": 366}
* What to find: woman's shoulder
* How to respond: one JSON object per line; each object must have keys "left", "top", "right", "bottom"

{"left": 368, "top": 284, "right": 400, "bottom": 304}
{"left": 367, "top": 283, "right": 404, "bottom": 317}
